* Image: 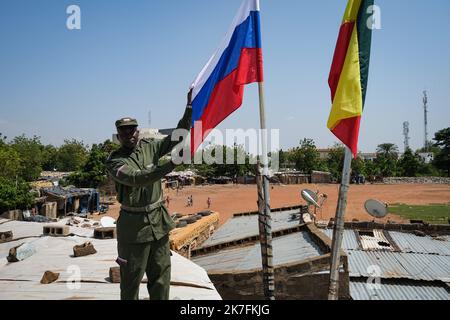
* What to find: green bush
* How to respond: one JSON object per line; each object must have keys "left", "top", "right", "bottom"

{"left": 0, "top": 177, "right": 35, "bottom": 213}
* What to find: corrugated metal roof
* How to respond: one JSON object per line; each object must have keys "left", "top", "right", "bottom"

{"left": 193, "top": 231, "right": 324, "bottom": 273}
{"left": 200, "top": 209, "right": 301, "bottom": 248}
{"left": 347, "top": 250, "right": 450, "bottom": 282}
{"left": 389, "top": 232, "right": 450, "bottom": 256}
{"left": 322, "top": 229, "right": 450, "bottom": 255}
{"left": 359, "top": 230, "right": 395, "bottom": 251}
{"left": 322, "top": 227, "right": 450, "bottom": 299}
{"left": 350, "top": 279, "right": 450, "bottom": 300}
{"left": 321, "top": 229, "right": 360, "bottom": 250}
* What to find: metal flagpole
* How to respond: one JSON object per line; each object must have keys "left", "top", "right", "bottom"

{"left": 328, "top": 146, "right": 353, "bottom": 300}
{"left": 257, "top": 82, "right": 275, "bottom": 300}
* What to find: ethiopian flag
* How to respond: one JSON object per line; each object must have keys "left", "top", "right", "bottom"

{"left": 327, "top": 0, "right": 373, "bottom": 157}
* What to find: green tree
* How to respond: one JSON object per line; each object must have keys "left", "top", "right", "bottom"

{"left": 398, "top": 148, "right": 421, "bottom": 177}
{"left": 42, "top": 145, "right": 59, "bottom": 171}
{"left": 56, "top": 139, "right": 88, "bottom": 172}
{"left": 376, "top": 143, "right": 399, "bottom": 158}
{"left": 67, "top": 140, "right": 119, "bottom": 188}
{"left": 10, "top": 135, "right": 44, "bottom": 181}
{"left": 278, "top": 149, "right": 287, "bottom": 168}
{"left": 375, "top": 143, "right": 399, "bottom": 177}
{"left": 364, "top": 159, "right": 380, "bottom": 182}
{"left": 0, "top": 133, "right": 7, "bottom": 146}
{"left": 433, "top": 128, "right": 450, "bottom": 176}
{"left": 326, "top": 144, "right": 345, "bottom": 181}
{"left": 289, "top": 139, "right": 325, "bottom": 174}
{"left": 191, "top": 144, "right": 255, "bottom": 178}
{"left": 417, "top": 145, "right": 441, "bottom": 154}
{"left": 0, "top": 144, "right": 22, "bottom": 180}
{"left": 0, "top": 177, "right": 35, "bottom": 213}
{"left": 352, "top": 156, "right": 366, "bottom": 176}
{"left": 417, "top": 162, "right": 440, "bottom": 177}
{"left": 193, "top": 163, "right": 216, "bottom": 178}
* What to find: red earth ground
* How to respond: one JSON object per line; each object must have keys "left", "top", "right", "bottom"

{"left": 101, "top": 184, "right": 450, "bottom": 227}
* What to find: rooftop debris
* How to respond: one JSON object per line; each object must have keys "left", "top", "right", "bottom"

{"left": 73, "top": 242, "right": 97, "bottom": 258}
{"left": 7, "top": 242, "right": 36, "bottom": 262}
{"left": 0, "top": 231, "right": 13, "bottom": 243}
{"left": 40, "top": 271, "right": 60, "bottom": 284}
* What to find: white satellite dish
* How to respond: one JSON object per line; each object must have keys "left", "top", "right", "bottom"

{"left": 100, "top": 217, "right": 116, "bottom": 228}
{"left": 301, "top": 189, "right": 321, "bottom": 208}
{"left": 364, "top": 199, "right": 389, "bottom": 219}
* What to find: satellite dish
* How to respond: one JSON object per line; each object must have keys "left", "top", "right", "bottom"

{"left": 364, "top": 199, "right": 389, "bottom": 219}
{"left": 301, "top": 189, "right": 321, "bottom": 208}
{"left": 100, "top": 217, "right": 116, "bottom": 228}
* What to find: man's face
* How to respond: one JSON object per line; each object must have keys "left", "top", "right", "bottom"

{"left": 117, "top": 126, "right": 139, "bottom": 150}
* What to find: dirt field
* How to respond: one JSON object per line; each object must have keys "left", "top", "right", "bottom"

{"left": 102, "top": 184, "right": 450, "bottom": 227}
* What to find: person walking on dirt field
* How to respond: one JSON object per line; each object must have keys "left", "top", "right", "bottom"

{"left": 106, "top": 90, "right": 192, "bottom": 300}
{"left": 186, "top": 196, "right": 191, "bottom": 207}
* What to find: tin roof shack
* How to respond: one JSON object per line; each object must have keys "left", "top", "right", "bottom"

{"left": 208, "top": 176, "right": 233, "bottom": 185}
{"left": 310, "top": 171, "right": 332, "bottom": 184}
{"left": 274, "top": 172, "right": 309, "bottom": 185}
{"left": 41, "top": 186, "right": 99, "bottom": 217}
{"left": 166, "top": 171, "right": 206, "bottom": 187}
{"left": 191, "top": 207, "right": 349, "bottom": 300}
{"left": 236, "top": 175, "right": 256, "bottom": 185}
{"left": 322, "top": 221, "right": 450, "bottom": 300}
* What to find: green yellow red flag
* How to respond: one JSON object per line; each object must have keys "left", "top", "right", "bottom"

{"left": 327, "top": 0, "right": 374, "bottom": 156}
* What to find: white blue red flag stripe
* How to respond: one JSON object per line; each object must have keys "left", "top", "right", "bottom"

{"left": 190, "top": 0, "right": 264, "bottom": 153}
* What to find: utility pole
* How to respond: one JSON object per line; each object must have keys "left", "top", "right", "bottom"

{"left": 403, "top": 121, "right": 410, "bottom": 152}
{"left": 423, "top": 91, "right": 429, "bottom": 151}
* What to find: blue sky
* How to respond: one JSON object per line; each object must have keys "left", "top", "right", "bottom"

{"left": 0, "top": 0, "right": 449, "bottom": 153}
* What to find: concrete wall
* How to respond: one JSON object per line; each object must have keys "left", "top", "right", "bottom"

{"left": 0, "top": 210, "right": 23, "bottom": 221}
{"left": 383, "top": 177, "right": 450, "bottom": 184}
{"left": 276, "top": 174, "right": 310, "bottom": 185}
{"left": 209, "top": 259, "right": 350, "bottom": 300}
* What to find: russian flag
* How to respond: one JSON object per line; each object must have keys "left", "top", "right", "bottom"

{"left": 190, "top": 0, "right": 264, "bottom": 154}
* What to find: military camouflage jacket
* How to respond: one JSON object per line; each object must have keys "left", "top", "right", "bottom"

{"left": 106, "top": 108, "right": 192, "bottom": 243}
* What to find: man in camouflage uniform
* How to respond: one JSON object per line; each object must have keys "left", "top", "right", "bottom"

{"left": 106, "top": 91, "right": 192, "bottom": 300}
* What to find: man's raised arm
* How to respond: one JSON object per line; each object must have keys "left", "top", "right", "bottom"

{"left": 156, "top": 89, "right": 193, "bottom": 158}
{"left": 106, "top": 157, "right": 175, "bottom": 187}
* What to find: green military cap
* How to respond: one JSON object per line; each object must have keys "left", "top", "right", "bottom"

{"left": 115, "top": 117, "right": 138, "bottom": 128}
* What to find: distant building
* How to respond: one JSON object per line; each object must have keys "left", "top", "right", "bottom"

{"left": 418, "top": 152, "right": 434, "bottom": 164}
{"left": 318, "top": 148, "right": 377, "bottom": 162}
{"left": 317, "top": 149, "right": 331, "bottom": 160}
{"left": 359, "top": 152, "right": 377, "bottom": 162}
